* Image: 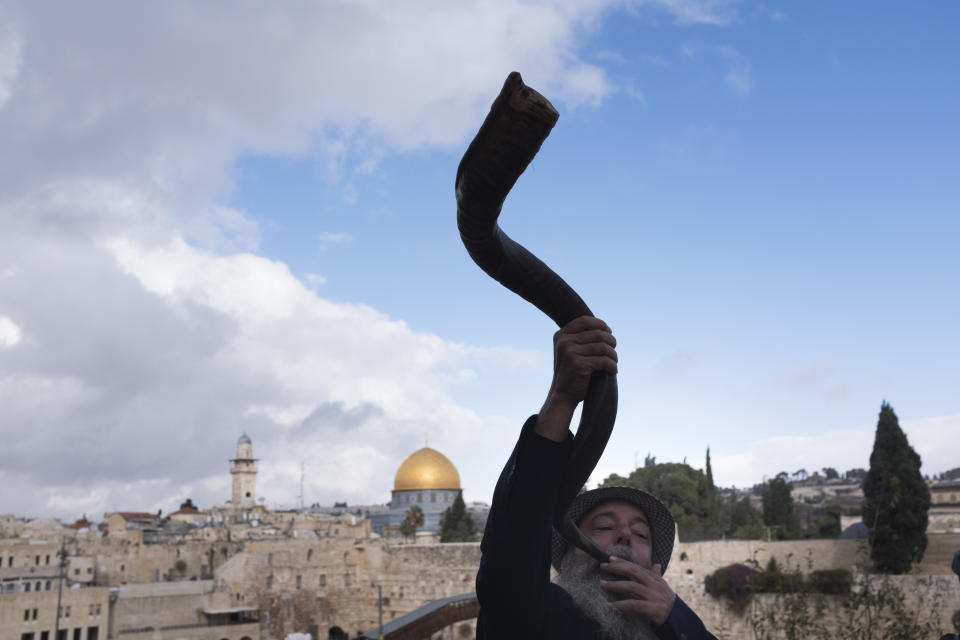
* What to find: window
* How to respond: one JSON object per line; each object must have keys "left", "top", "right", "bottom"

{"left": 119, "top": 564, "right": 124, "bottom": 572}
{"left": 24, "top": 609, "right": 30, "bottom": 621}
{"left": 307, "top": 549, "right": 313, "bottom": 561}
{"left": 431, "top": 493, "right": 436, "bottom": 503}
{"left": 73, "top": 629, "right": 81, "bottom": 640}
{"left": 95, "top": 604, "right": 101, "bottom": 615}
{"left": 89, "top": 604, "right": 95, "bottom": 616}
{"left": 21, "top": 633, "right": 35, "bottom": 640}
{"left": 153, "top": 569, "right": 160, "bottom": 582}
{"left": 74, "top": 569, "right": 80, "bottom": 576}
{"left": 24, "top": 582, "right": 30, "bottom": 592}
{"left": 35, "top": 555, "right": 40, "bottom": 566}
{"left": 32, "top": 609, "right": 38, "bottom": 620}
{"left": 45, "top": 581, "right": 51, "bottom": 591}
{"left": 296, "top": 575, "right": 302, "bottom": 589}
{"left": 86, "top": 628, "right": 98, "bottom": 640}
{"left": 41, "top": 632, "right": 50, "bottom": 640}
{"left": 45, "top": 555, "right": 50, "bottom": 565}
{"left": 86, "top": 568, "right": 92, "bottom": 574}
{"left": 65, "top": 606, "right": 71, "bottom": 618}
{"left": 266, "top": 575, "right": 272, "bottom": 589}
{"left": 35, "top": 582, "right": 41, "bottom": 591}
{"left": 319, "top": 574, "right": 326, "bottom": 587}
{"left": 344, "top": 573, "right": 351, "bottom": 586}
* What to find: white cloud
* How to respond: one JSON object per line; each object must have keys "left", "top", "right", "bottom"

{"left": 0, "top": 315, "right": 21, "bottom": 347}
{"left": 0, "top": 22, "right": 21, "bottom": 112}
{"left": 725, "top": 67, "right": 753, "bottom": 95}
{"left": 0, "top": 0, "right": 737, "bottom": 520}
{"left": 317, "top": 231, "right": 353, "bottom": 248}
{"left": 304, "top": 273, "right": 328, "bottom": 289}
{"left": 712, "top": 413, "right": 960, "bottom": 488}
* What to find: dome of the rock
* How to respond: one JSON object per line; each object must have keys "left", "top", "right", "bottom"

{"left": 393, "top": 447, "right": 461, "bottom": 491}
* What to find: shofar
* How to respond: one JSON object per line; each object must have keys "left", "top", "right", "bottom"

{"left": 455, "top": 71, "right": 618, "bottom": 565}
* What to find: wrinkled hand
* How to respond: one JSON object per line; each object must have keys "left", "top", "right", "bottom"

{"left": 599, "top": 557, "right": 676, "bottom": 627}
{"left": 536, "top": 316, "right": 617, "bottom": 441}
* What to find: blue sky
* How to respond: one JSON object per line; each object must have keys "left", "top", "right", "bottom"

{"left": 0, "top": 1, "right": 957, "bottom": 520}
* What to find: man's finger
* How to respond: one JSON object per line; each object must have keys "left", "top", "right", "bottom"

{"left": 561, "top": 315, "right": 611, "bottom": 334}
{"left": 601, "top": 558, "right": 649, "bottom": 579}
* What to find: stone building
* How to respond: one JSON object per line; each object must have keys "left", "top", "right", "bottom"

{"left": 231, "top": 433, "right": 258, "bottom": 510}
{"left": 369, "top": 446, "right": 464, "bottom": 535}
{"left": 929, "top": 478, "right": 960, "bottom": 533}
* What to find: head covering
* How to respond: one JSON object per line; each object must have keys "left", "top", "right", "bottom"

{"left": 551, "top": 486, "right": 676, "bottom": 573}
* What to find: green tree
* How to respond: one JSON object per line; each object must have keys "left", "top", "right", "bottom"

{"left": 862, "top": 402, "right": 930, "bottom": 573}
{"left": 439, "top": 491, "right": 476, "bottom": 542}
{"left": 398, "top": 505, "right": 424, "bottom": 538}
{"left": 729, "top": 496, "right": 765, "bottom": 539}
{"left": 811, "top": 504, "right": 843, "bottom": 538}
{"left": 940, "top": 467, "right": 960, "bottom": 480}
{"left": 762, "top": 477, "right": 798, "bottom": 539}
{"left": 844, "top": 468, "right": 867, "bottom": 482}
{"left": 822, "top": 467, "right": 839, "bottom": 480}
{"left": 602, "top": 456, "right": 721, "bottom": 541}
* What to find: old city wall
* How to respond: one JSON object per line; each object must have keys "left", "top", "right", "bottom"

{"left": 113, "top": 582, "right": 232, "bottom": 630}
{"left": 664, "top": 539, "right": 960, "bottom": 639}
{"left": 208, "top": 535, "right": 960, "bottom": 639}
{"left": 50, "top": 529, "right": 960, "bottom": 639}
{"left": 666, "top": 538, "right": 867, "bottom": 580}
{"left": 688, "top": 574, "right": 960, "bottom": 639}
{"left": 214, "top": 538, "right": 482, "bottom": 639}
{"left": 78, "top": 536, "right": 245, "bottom": 585}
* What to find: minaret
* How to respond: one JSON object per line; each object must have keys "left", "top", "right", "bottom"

{"left": 230, "top": 433, "right": 258, "bottom": 508}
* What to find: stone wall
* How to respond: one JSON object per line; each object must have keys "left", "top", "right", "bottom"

{"left": 25, "top": 526, "right": 955, "bottom": 639}
{"left": 213, "top": 538, "right": 481, "bottom": 639}
{"left": 695, "top": 574, "right": 960, "bottom": 639}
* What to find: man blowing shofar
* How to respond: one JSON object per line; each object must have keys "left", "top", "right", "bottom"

{"left": 476, "top": 316, "right": 717, "bottom": 640}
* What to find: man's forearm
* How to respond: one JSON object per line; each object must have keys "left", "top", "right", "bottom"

{"left": 535, "top": 394, "right": 576, "bottom": 442}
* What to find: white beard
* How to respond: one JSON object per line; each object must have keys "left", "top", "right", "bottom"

{"left": 555, "top": 546, "right": 659, "bottom": 640}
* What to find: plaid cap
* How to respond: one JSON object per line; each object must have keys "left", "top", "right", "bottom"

{"left": 551, "top": 486, "right": 676, "bottom": 573}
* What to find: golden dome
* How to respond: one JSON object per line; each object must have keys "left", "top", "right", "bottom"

{"left": 394, "top": 447, "right": 461, "bottom": 491}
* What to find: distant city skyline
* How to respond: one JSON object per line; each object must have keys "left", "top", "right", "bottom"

{"left": 0, "top": 1, "right": 957, "bottom": 521}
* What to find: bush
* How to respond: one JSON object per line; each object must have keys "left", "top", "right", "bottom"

{"left": 705, "top": 563, "right": 758, "bottom": 615}
{"left": 750, "top": 570, "right": 804, "bottom": 593}
{"left": 807, "top": 569, "right": 851, "bottom": 595}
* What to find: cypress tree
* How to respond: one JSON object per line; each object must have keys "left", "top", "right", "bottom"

{"left": 862, "top": 402, "right": 930, "bottom": 573}
{"left": 762, "top": 477, "right": 797, "bottom": 539}
{"left": 440, "top": 491, "right": 476, "bottom": 542}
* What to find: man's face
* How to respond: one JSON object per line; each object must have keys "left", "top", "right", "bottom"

{"left": 576, "top": 499, "right": 653, "bottom": 569}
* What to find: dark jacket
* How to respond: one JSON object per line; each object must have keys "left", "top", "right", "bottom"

{"left": 476, "top": 415, "right": 717, "bottom": 640}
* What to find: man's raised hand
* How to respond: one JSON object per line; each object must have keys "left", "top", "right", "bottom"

{"left": 536, "top": 316, "right": 617, "bottom": 441}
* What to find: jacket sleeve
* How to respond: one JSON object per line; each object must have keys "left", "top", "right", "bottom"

{"left": 652, "top": 595, "right": 718, "bottom": 640}
{"left": 476, "top": 415, "right": 572, "bottom": 639}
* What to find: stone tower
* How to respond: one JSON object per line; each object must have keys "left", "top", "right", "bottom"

{"left": 230, "top": 433, "right": 258, "bottom": 508}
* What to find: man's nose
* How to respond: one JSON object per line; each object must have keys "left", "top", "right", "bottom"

{"left": 615, "top": 523, "right": 633, "bottom": 546}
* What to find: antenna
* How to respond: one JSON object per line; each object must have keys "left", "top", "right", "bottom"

{"left": 299, "top": 461, "right": 305, "bottom": 511}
